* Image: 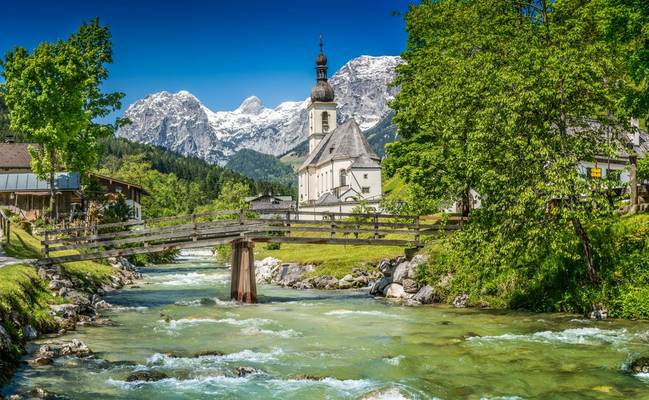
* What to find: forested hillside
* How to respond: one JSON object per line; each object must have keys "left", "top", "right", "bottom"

{"left": 226, "top": 149, "right": 296, "bottom": 188}
{"left": 99, "top": 136, "right": 294, "bottom": 202}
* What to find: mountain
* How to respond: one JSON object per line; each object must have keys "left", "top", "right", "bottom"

{"left": 116, "top": 55, "right": 403, "bottom": 165}
{"left": 225, "top": 149, "right": 296, "bottom": 188}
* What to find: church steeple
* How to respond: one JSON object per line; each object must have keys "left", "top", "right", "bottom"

{"left": 307, "top": 35, "right": 337, "bottom": 153}
{"left": 310, "top": 35, "right": 334, "bottom": 102}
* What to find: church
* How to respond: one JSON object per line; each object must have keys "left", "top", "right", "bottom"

{"left": 297, "top": 41, "right": 382, "bottom": 213}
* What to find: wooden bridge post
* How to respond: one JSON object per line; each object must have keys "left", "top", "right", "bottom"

{"left": 230, "top": 239, "right": 257, "bottom": 303}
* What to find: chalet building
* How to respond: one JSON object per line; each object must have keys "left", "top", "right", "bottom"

{"left": 0, "top": 143, "right": 145, "bottom": 220}
{"left": 297, "top": 40, "right": 382, "bottom": 214}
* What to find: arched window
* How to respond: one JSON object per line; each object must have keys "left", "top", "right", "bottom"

{"left": 322, "top": 111, "right": 329, "bottom": 132}
{"left": 339, "top": 169, "right": 347, "bottom": 187}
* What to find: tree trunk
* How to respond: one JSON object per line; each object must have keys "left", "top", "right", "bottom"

{"left": 462, "top": 186, "right": 471, "bottom": 217}
{"left": 630, "top": 154, "right": 638, "bottom": 209}
{"left": 571, "top": 216, "right": 598, "bottom": 283}
{"left": 49, "top": 171, "right": 56, "bottom": 222}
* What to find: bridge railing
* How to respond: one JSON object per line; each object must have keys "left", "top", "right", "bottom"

{"left": 40, "top": 209, "right": 459, "bottom": 264}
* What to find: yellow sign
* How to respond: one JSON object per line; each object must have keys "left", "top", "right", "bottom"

{"left": 591, "top": 167, "right": 602, "bottom": 178}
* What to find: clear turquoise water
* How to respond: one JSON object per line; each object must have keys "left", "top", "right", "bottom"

{"left": 4, "top": 252, "right": 649, "bottom": 399}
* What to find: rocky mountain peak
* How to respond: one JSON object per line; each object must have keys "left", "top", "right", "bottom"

{"left": 117, "top": 55, "right": 403, "bottom": 165}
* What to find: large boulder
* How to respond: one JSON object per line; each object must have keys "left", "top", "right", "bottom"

{"left": 392, "top": 262, "right": 410, "bottom": 284}
{"left": 402, "top": 279, "right": 419, "bottom": 294}
{"left": 49, "top": 304, "right": 79, "bottom": 319}
{"left": 370, "top": 276, "right": 392, "bottom": 295}
{"left": 407, "top": 255, "right": 427, "bottom": 279}
{"left": 276, "top": 264, "right": 314, "bottom": 287}
{"left": 255, "top": 257, "right": 280, "bottom": 283}
{"left": 412, "top": 285, "right": 436, "bottom": 304}
{"left": 377, "top": 259, "right": 396, "bottom": 277}
{"left": 383, "top": 283, "right": 405, "bottom": 299}
{"left": 338, "top": 280, "right": 353, "bottom": 289}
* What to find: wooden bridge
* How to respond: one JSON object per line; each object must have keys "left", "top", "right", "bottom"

{"left": 39, "top": 209, "right": 459, "bottom": 303}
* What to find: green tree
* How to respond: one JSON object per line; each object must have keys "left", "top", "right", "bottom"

{"left": 196, "top": 181, "right": 251, "bottom": 213}
{"left": 1, "top": 18, "right": 123, "bottom": 218}
{"left": 386, "top": 0, "right": 630, "bottom": 283}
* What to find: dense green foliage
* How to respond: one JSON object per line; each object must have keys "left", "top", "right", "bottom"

{"left": 387, "top": 0, "right": 649, "bottom": 317}
{"left": 226, "top": 149, "right": 296, "bottom": 189}
{"left": 420, "top": 214, "right": 649, "bottom": 318}
{"left": 101, "top": 136, "right": 291, "bottom": 201}
{"left": 1, "top": 19, "right": 123, "bottom": 215}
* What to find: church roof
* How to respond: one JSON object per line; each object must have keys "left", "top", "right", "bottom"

{"left": 298, "top": 119, "right": 381, "bottom": 171}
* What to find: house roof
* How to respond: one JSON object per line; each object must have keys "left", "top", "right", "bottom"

{"left": 89, "top": 173, "right": 146, "bottom": 192}
{"left": 0, "top": 172, "right": 80, "bottom": 192}
{"left": 245, "top": 194, "right": 293, "bottom": 202}
{"left": 0, "top": 143, "right": 34, "bottom": 168}
{"left": 298, "top": 119, "right": 380, "bottom": 171}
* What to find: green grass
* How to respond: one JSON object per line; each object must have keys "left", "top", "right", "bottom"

{"left": 0, "top": 263, "right": 57, "bottom": 342}
{"left": 256, "top": 243, "right": 406, "bottom": 278}
{"left": 3, "top": 226, "right": 115, "bottom": 289}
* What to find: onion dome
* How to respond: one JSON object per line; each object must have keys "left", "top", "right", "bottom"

{"left": 310, "top": 35, "right": 335, "bottom": 103}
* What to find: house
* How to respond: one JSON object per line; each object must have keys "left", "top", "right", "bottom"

{"left": 0, "top": 143, "right": 145, "bottom": 220}
{"left": 87, "top": 173, "right": 147, "bottom": 220}
{"left": 297, "top": 40, "right": 382, "bottom": 214}
{"left": 245, "top": 194, "right": 295, "bottom": 211}
{"left": 0, "top": 171, "right": 81, "bottom": 220}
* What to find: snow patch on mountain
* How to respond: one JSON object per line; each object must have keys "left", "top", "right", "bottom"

{"left": 116, "top": 55, "right": 403, "bottom": 165}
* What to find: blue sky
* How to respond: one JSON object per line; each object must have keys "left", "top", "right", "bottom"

{"left": 0, "top": 0, "right": 412, "bottom": 121}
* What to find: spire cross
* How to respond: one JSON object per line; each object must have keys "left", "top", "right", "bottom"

{"left": 319, "top": 34, "right": 323, "bottom": 53}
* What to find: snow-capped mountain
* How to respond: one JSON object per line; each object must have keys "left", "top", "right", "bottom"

{"left": 116, "top": 55, "right": 403, "bottom": 165}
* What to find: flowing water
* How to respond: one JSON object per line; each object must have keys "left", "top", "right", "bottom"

{"left": 4, "top": 251, "right": 649, "bottom": 399}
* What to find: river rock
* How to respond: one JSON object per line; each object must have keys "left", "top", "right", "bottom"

{"left": 353, "top": 275, "right": 369, "bottom": 287}
{"left": 255, "top": 257, "right": 280, "bottom": 283}
{"left": 412, "top": 285, "right": 436, "bottom": 304}
{"left": 48, "top": 279, "right": 73, "bottom": 290}
{"left": 236, "top": 366, "right": 259, "bottom": 377}
{"left": 277, "top": 263, "right": 314, "bottom": 287}
{"left": 294, "top": 374, "right": 324, "bottom": 381}
{"left": 453, "top": 293, "right": 469, "bottom": 308}
{"left": 404, "top": 298, "right": 422, "bottom": 307}
{"left": 402, "top": 279, "right": 419, "bottom": 293}
{"left": 370, "top": 276, "right": 391, "bottom": 295}
{"left": 362, "top": 388, "right": 409, "bottom": 400}
{"left": 49, "top": 304, "right": 79, "bottom": 319}
{"left": 392, "top": 262, "right": 410, "bottom": 284}
{"left": 341, "top": 274, "right": 354, "bottom": 282}
{"left": 590, "top": 305, "right": 608, "bottom": 320}
{"left": 407, "top": 255, "right": 427, "bottom": 279}
{"left": 377, "top": 259, "right": 394, "bottom": 276}
{"left": 338, "top": 280, "right": 353, "bottom": 289}
{"left": 383, "top": 283, "right": 405, "bottom": 299}
{"left": 23, "top": 324, "right": 38, "bottom": 340}
{"left": 125, "top": 370, "right": 169, "bottom": 382}
{"left": 630, "top": 357, "right": 649, "bottom": 373}
{"left": 33, "top": 339, "right": 91, "bottom": 363}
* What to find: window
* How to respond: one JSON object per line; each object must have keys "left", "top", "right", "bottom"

{"left": 340, "top": 170, "right": 347, "bottom": 187}
{"left": 363, "top": 173, "right": 368, "bottom": 179}
{"left": 322, "top": 111, "right": 329, "bottom": 132}
{"left": 361, "top": 187, "right": 370, "bottom": 194}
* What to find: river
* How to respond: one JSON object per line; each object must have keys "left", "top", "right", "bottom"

{"left": 4, "top": 251, "right": 649, "bottom": 399}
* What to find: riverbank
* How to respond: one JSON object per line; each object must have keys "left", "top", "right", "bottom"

{"left": 0, "top": 227, "right": 141, "bottom": 387}
{"left": 5, "top": 256, "right": 649, "bottom": 399}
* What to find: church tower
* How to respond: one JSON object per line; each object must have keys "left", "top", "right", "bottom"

{"left": 308, "top": 36, "right": 337, "bottom": 153}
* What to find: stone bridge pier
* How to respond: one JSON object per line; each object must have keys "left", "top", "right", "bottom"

{"left": 230, "top": 239, "right": 257, "bottom": 303}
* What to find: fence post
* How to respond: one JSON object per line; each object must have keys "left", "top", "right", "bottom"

{"left": 44, "top": 230, "right": 50, "bottom": 259}
{"left": 285, "top": 210, "right": 291, "bottom": 237}
{"left": 239, "top": 209, "right": 245, "bottom": 225}
{"left": 414, "top": 215, "right": 420, "bottom": 244}
{"left": 373, "top": 214, "right": 379, "bottom": 240}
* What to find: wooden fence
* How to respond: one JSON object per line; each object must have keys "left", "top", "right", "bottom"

{"left": 39, "top": 209, "right": 459, "bottom": 264}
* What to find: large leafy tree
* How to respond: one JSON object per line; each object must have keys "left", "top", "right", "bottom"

{"left": 386, "top": 0, "right": 630, "bottom": 283}
{"left": 1, "top": 18, "right": 123, "bottom": 217}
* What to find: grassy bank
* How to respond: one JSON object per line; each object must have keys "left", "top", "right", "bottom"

{"left": 4, "top": 226, "right": 114, "bottom": 288}
{"left": 0, "top": 226, "right": 120, "bottom": 384}
{"left": 419, "top": 213, "right": 649, "bottom": 319}
{"left": 256, "top": 243, "right": 405, "bottom": 278}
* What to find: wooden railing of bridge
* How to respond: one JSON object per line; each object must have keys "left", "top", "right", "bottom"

{"left": 39, "top": 209, "right": 460, "bottom": 303}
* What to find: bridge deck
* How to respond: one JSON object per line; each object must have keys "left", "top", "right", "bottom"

{"left": 39, "top": 209, "right": 460, "bottom": 265}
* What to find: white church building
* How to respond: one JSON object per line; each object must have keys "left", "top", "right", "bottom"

{"left": 297, "top": 42, "right": 382, "bottom": 213}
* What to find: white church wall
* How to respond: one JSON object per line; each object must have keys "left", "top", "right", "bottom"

{"left": 349, "top": 168, "right": 382, "bottom": 201}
